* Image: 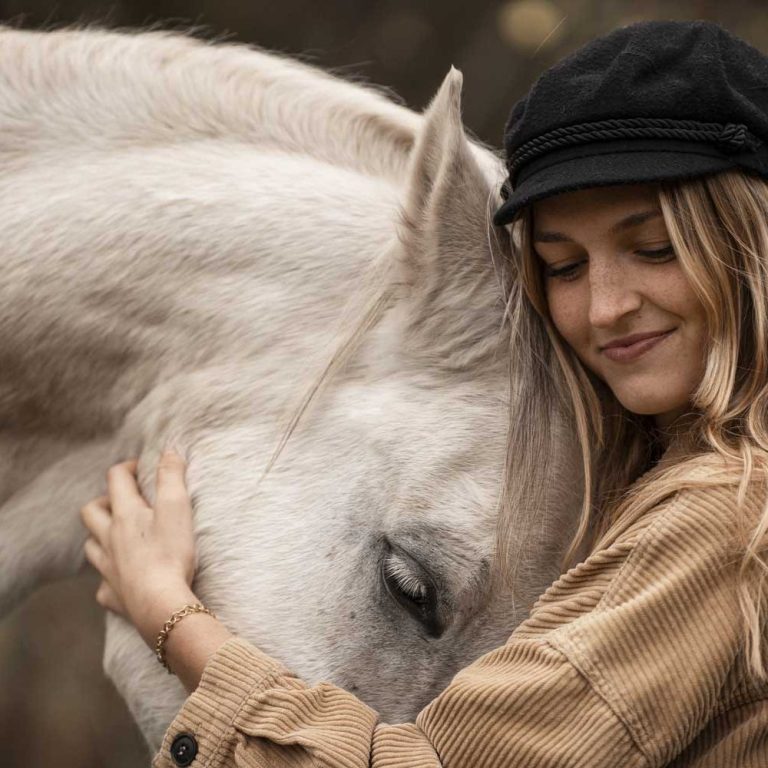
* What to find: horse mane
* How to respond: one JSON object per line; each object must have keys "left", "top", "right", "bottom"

{"left": 0, "top": 25, "right": 421, "bottom": 183}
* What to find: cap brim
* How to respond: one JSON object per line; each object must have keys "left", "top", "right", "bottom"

{"left": 492, "top": 148, "right": 735, "bottom": 226}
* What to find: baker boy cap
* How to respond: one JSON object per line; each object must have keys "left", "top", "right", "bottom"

{"left": 493, "top": 20, "right": 768, "bottom": 226}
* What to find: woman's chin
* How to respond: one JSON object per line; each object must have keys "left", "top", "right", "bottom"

{"left": 611, "top": 388, "right": 690, "bottom": 421}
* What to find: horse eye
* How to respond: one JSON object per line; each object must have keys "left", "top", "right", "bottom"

{"left": 380, "top": 545, "right": 444, "bottom": 637}
{"left": 383, "top": 555, "right": 428, "bottom": 602}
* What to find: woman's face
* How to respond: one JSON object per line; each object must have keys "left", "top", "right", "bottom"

{"left": 531, "top": 184, "right": 707, "bottom": 428}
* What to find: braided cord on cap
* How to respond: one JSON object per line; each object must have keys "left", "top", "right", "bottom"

{"left": 508, "top": 117, "right": 757, "bottom": 182}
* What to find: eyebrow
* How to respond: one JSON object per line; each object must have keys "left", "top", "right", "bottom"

{"left": 533, "top": 209, "right": 663, "bottom": 243}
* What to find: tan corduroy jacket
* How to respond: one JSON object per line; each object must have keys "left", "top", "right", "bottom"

{"left": 152, "top": 455, "right": 768, "bottom": 768}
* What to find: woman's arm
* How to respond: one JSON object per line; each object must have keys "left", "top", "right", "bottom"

{"left": 133, "top": 582, "right": 234, "bottom": 695}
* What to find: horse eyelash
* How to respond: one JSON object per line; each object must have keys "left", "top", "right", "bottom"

{"left": 383, "top": 555, "right": 427, "bottom": 599}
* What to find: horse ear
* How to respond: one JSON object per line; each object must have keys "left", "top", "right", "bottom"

{"left": 398, "top": 68, "right": 511, "bottom": 372}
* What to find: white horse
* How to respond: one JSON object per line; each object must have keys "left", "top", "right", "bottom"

{"left": 0, "top": 27, "right": 580, "bottom": 752}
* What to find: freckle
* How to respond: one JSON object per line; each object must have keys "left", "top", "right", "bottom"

{"left": 349, "top": 611, "right": 356, "bottom": 619}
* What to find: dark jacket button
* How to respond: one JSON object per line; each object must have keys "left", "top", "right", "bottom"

{"left": 170, "top": 733, "right": 198, "bottom": 766}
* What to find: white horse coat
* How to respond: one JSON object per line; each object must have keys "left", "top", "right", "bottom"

{"left": 0, "top": 27, "right": 580, "bottom": 751}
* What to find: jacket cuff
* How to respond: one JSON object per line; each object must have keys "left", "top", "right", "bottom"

{"left": 152, "top": 636, "right": 288, "bottom": 768}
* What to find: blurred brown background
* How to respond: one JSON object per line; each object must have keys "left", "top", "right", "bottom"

{"left": 1, "top": 1, "right": 766, "bottom": 766}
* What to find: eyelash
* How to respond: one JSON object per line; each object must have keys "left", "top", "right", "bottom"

{"left": 544, "top": 246, "right": 676, "bottom": 281}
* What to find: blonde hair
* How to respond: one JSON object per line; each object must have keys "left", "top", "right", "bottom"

{"left": 501, "top": 170, "right": 768, "bottom": 678}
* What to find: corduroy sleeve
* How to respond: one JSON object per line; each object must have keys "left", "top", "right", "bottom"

{"left": 151, "top": 634, "right": 644, "bottom": 768}
{"left": 151, "top": 485, "right": 760, "bottom": 768}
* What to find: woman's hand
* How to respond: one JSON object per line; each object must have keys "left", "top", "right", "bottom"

{"left": 80, "top": 450, "right": 199, "bottom": 644}
{"left": 81, "top": 450, "right": 235, "bottom": 692}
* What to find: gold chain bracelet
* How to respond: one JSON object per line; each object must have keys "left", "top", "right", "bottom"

{"left": 155, "top": 602, "right": 217, "bottom": 674}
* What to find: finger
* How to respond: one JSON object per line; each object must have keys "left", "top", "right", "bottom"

{"left": 95, "top": 580, "right": 125, "bottom": 616}
{"left": 79, "top": 496, "right": 112, "bottom": 545}
{"left": 84, "top": 536, "right": 110, "bottom": 576}
{"left": 107, "top": 460, "right": 147, "bottom": 516}
{"left": 155, "top": 450, "right": 191, "bottom": 516}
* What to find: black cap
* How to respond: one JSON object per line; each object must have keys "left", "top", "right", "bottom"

{"left": 493, "top": 21, "right": 768, "bottom": 226}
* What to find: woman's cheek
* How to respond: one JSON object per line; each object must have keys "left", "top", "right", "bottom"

{"left": 548, "top": 287, "right": 588, "bottom": 352}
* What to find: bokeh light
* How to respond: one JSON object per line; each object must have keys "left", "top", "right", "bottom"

{"left": 497, "top": 0, "right": 567, "bottom": 53}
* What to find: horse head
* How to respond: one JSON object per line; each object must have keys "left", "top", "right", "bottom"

{"left": 0, "top": 29, "right": 580, "bottom": 752}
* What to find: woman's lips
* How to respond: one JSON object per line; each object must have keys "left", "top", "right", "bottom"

{"left": 601, "top": 329, "right": 675, "bottom": 363}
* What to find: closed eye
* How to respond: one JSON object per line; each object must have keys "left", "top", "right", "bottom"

{"left": 544, "top": 259, "right": 586, "bottom": 281}
{"left": 383, "top": 555, "right": 428, "bottom": 603}
{"left": 636, "top": 245, "right": 675, "bottom": 260}
{"left": 380, "top": 541, "right": 444, "bottom": 637}
{"left": 543, "top": 245, "right": 675, "bottom": 281}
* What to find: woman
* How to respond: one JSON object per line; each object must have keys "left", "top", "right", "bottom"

{"left": 80, "top": 20, "right": 768, "bottom": 767}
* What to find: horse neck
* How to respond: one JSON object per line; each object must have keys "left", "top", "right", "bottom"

{"left": 0, "top": 142, "right": 402, "bottom": 437}
{"left": 0, "top": 27, "right": 424, "bottom": 437}
{"left": 0, "top": 27, "right": 420, "bottom": 184}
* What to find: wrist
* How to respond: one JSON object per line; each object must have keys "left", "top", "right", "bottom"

{"left": 162, "top": 611, "right": 233, "bottom": 692}
{"left": 131, "top": 582, "right": 200, "bottom": 649}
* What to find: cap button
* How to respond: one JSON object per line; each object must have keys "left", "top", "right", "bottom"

{"left": 170, "top": 733, "right": 198, "bottom": 766}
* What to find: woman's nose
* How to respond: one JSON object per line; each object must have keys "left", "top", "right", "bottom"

{"left": 587, "top": 261, "right": 642, "bottom": 328}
